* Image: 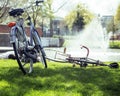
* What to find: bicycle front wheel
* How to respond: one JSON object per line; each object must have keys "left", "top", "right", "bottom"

{"left": 37, "top": 46, "right": 47, "bottom": 68}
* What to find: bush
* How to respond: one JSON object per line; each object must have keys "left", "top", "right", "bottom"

{"left": 109, "top": 40, "right": 120, "bottom": 49}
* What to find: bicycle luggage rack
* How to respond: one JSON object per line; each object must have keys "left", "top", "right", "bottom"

{"left": 45, "top": 45, "right": 119, "bottom": 68}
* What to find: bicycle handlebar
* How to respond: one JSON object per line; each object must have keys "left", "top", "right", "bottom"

{"left": 80, "top": 45, "right": 89, "bottom": 58}
{"left": 24, "top": 0, "right": 44, "bottom": 10}
{"left": 9, "top": 0, "right": 44, "bottom": 17}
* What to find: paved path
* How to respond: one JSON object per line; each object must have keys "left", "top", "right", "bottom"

{"left": 0, "top": 47, "right": 14, "bottom": 59}
{"left": 0, "top": 47, "right": 13, "bottom": 53}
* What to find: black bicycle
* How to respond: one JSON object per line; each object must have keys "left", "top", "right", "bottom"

{"left": 8, "top": 0, "right": 47, "bottom": 74}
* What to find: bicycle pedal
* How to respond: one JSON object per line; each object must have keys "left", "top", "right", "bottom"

{"left": 27, "top": 46, "right": 34, "bottom": 50}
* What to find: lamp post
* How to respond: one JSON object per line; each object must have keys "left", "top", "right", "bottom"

{"left": 112, "top": 16, "right": 115, "bottom": 44}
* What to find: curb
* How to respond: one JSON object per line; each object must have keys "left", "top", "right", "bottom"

{"left": 0, "top": 47, "right": 13, "bottom": 53}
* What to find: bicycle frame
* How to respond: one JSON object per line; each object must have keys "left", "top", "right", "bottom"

{"left": 10, "top": 18, "right": 27, "bottom": 44}
{"left": 9, "top": 15, "right": 44, "bottom": 53}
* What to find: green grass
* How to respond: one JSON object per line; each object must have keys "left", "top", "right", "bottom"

{"left": 0, "top": 59, "right": 120, "bottom": 96}
{"left": 109, "top": 40, "right": 120, "bottom": 49}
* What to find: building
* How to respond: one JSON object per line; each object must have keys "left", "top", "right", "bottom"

{"left": 0, "top": 24, "right": 43, "bottom": 46}
{"left": 52, "top": 17, "right": 67, "bottom": 36}
{"left": 101, "top": 15, "right": 114, "bottom": 28}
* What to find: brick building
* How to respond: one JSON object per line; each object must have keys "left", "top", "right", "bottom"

{"left": 0, "top": 24, "right": 43, "bottom": 35}
{"left": 0, "top": 24, "right": 43, "bottom": 46}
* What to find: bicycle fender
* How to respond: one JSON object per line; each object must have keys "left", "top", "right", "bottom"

{"left": 10, "top": 26, "right": 17, "bottom": 43}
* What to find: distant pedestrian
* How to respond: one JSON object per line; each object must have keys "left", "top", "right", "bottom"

{"left": 8, "top": 54, "right": 16, "bottom": 59}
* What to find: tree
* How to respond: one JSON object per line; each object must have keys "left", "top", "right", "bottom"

{"left": 22, "top": 0, "right": 54, "bottom": 32}
{"left": 114, "top": 4, "right": 120, "bottom": 32}
{"left": 64, "top": 3, "right": 94, "bottom": 32}
{"left": 43, "top": 0, "right": 54, "bottom": 36}
{"left": 26, "top": 1, "right": 43, "bottom": 27}
{"left": 0, "top": 0, "right": 9, "bottom": 23}
{"left": 0, "top": 0, "right": 56, "bottom": 37}
{"left": 0, "top": 0, "right": 30, "bottom": 24}
{"left": 73, "top": 11, "right": 84, "bottom": 32}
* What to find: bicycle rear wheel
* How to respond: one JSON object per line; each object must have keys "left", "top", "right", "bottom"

{"left": 13, "top": 42, "right": 34, "bottom": 74}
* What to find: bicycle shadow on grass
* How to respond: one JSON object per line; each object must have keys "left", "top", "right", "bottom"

{"left": 0, "top": 62, "right": 120, "bottom": 96}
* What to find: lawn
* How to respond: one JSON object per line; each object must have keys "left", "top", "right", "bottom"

{"left": 0, "top": 59, "right": 120, "bottom": 96}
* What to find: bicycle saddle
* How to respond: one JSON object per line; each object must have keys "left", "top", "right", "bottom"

{"left": 9, "top": 8, "right": 24, "bottom": 17}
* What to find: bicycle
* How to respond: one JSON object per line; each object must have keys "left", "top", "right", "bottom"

{"left": 8, "top": 0, "right": 47, "bottom": 74}
{"left": 45, "top": 46, "right": 119, "bottom": 68}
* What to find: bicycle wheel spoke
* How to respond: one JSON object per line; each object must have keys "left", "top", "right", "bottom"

{"left": 28, "top": 59, "right": 33, "bottom": 73}
{"left": 22, "top": 62, "right": 27, "bottom": 67}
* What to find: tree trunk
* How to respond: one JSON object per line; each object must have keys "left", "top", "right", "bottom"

{"left": 50, "top": 18, "right": 53, "bottom": 37}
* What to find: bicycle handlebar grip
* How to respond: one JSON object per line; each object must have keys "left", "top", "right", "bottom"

{"left": 80, "top": 45, "right": 89, "bottom": 58}
{"left": 36, "top": 0, "right": 44, "bottom": 6}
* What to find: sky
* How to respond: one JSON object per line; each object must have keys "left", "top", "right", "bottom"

{"left": 52, "top": 0, "right": 120, "bottom": 17}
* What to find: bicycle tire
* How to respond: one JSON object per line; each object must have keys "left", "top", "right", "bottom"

{"left": 13, "top": 41, "right": 38, "bottom": 74}
{"left": 13, "top": 43, "right": 27, "bottom": 74}
{"left": 32, "top": 30, "right": 47, "bottom": 68}
{"left": 37, "top": 46, "right": 47, "bottom": 68}
{"left": 13, "top": 42, "right": 47, "bottom": 74}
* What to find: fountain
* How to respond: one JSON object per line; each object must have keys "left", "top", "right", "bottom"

{"left": 45, "top": 16, "right": 120, "bottom": 62}
{"left": 65, "top": 17, "right": 120, "bottom": 62}
{"left": 67, "top": 17, "right": 109, "bottom": 49}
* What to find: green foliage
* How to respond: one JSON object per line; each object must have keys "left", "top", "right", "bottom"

{"left": 64, "top": 3, "right": 94, "bottom": 31}
{"left": 109, "top": 40, "right": 120, "bottom": 49}
{"left": 114, "top": 4, "right": 120, "bottom": 32}
{"left": 0, "top": 59, "right": 120, "bottom": 96}
{"left": 102, "top": 15, "right": 116, "bottom": 33}
{"left": 24, "top": 0, "right": 54, "bottom": 27}
{"left": 43, "top": 0, "right": 54, "bottom": 18}
{"left": 115, "top": 4, "right": 120, "bottom": 22}
{"left": 0, "top": 0, "right": 54, "bottom": 27}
